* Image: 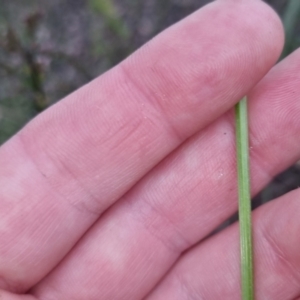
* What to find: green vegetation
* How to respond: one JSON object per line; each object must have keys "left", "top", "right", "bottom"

{"left": 235, "top": 98, "right": 254, "bottom": 300}
{"left": 89, "top": 0, "right": 129, "bottom": 38}
{"left": 0, "top": 96, "right": 36, "bottom": 144}
{"left": 281, "top": 0, "right": 300, "bottom": 58}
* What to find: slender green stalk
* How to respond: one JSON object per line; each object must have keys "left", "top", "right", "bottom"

{"left": 235, "top": 97, "right": 254, "bottom": 300}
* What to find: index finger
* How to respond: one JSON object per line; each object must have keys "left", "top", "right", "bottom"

{"left": 0, "top": 0, "right": 283, "bottom": 293}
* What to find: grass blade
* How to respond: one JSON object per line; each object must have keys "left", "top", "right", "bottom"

{"left": 235, "top": 97, "right": 254, "bottom": 300}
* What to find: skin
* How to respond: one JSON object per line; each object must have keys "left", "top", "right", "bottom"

{"left": 0, "top": 0, "right": 300, "bottom": 299}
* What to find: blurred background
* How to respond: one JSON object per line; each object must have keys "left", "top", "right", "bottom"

{"left": 0, "top": 0, "right": 299, "bottom": 208}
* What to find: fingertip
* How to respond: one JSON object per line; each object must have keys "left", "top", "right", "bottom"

{"left": 217, "top": 0, "right": 285, "bottom": 67}
{"left": 122, "top": 0, "right": 285, "bottom": 138}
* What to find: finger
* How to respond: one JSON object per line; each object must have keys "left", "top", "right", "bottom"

{"left": 0, "top": 290, "right": 37, "bottom": 300}
{"left": 0, "top": 0, "right": 283, "bottom": 293}
{"left": 31, "top": 49, "right": 300, "bottom": 300}
{"left": 145, "top": 187, "right": 300, "bottom": 300}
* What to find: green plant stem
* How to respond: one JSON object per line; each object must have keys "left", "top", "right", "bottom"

{"left": 235, "top": 97, "right": 254, "bottom": 300}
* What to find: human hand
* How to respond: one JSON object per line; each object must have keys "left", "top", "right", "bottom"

{"left": 1, "top": 0, "right": 300, "bottom": 299}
